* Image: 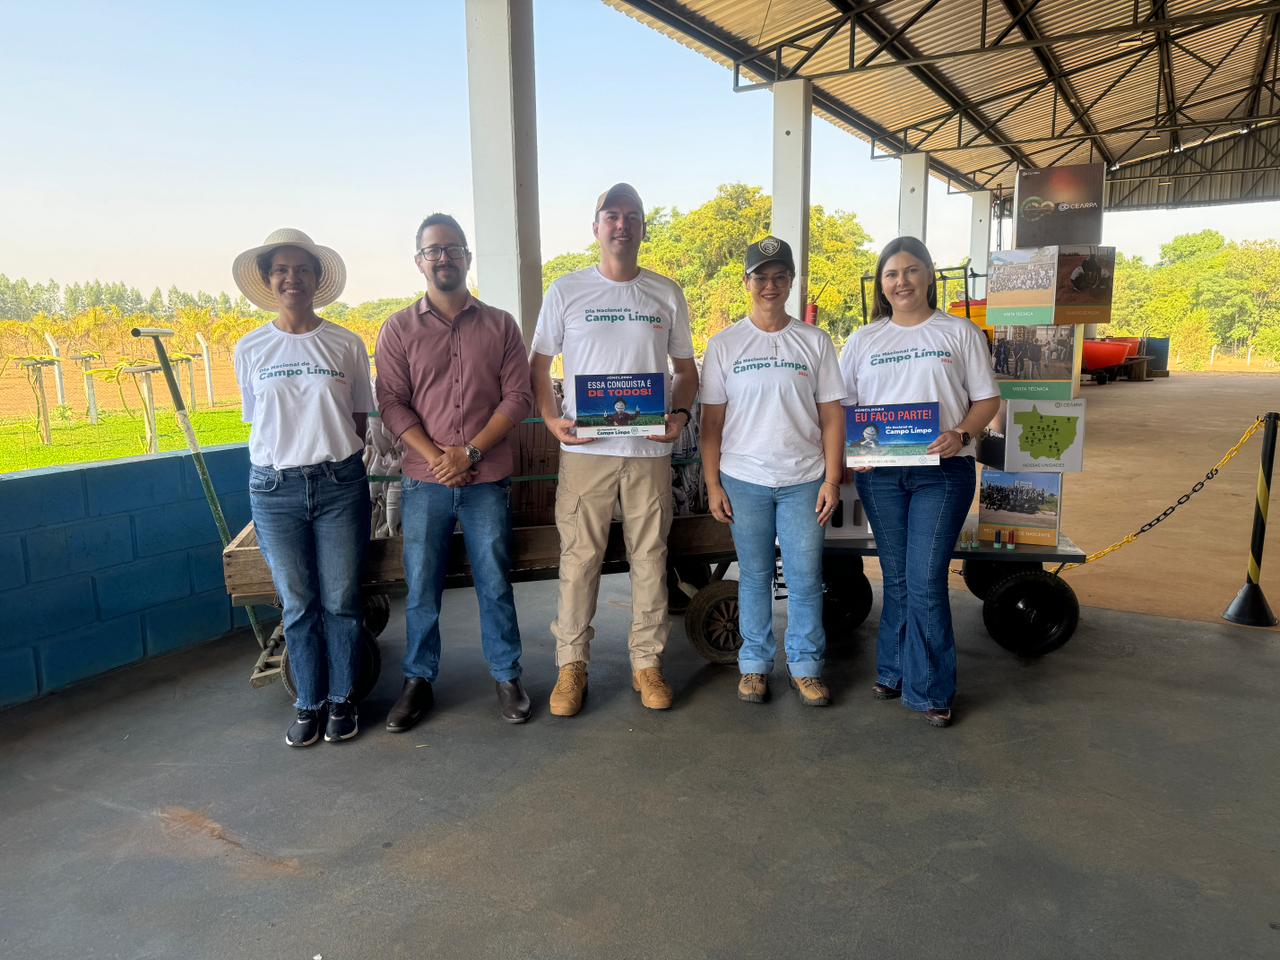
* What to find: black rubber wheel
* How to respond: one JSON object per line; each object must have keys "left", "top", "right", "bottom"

{"left": 363, "top": 593, "right": 391, "bottom": 638}
{"left": 667, "top": 560, "right": 713, "bottom": 613}
{"left": 982, "top": 570, "right": 1079, "bottom": 657}
{"left": 684, "top": 579, "right": 742, "bottom": 665}
{"left": 280, "top": 626, "right": 382, "bottom": 703}
{"left": 822, "top": 554, "right": 872, "bottom": 638}
{"left": 962, "top": 558, "right": 1042, "bottom": 601}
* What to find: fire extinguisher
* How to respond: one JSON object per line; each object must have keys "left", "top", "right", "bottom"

{"left": 804, "top": 279, "right": 830, "bottom": 325}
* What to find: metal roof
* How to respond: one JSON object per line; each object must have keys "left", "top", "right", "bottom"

{"left": 604, "top": 0, "right": 1280, "bottom": 210}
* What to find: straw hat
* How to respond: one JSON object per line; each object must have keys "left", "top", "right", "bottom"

{"left": 232, "top": 228, "right": 347, "bottom": 310}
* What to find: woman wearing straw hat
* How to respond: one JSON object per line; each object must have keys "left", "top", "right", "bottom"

{"left": 232, "top": 229, "right": 375, "bottom": 747}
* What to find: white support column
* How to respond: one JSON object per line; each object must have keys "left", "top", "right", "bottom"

{"left": 968, "top": 190, "right": 994, "bottom": 299}
{"left": 465, "top": 0, "right": 542, "bottom": 344}
{"left": 898, "top": 153, "right": 929, "bottom": 240}
{"left": 771, "top": 78, "right": 812, "bottom": 319}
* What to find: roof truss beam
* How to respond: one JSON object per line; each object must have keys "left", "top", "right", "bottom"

{"left": 732, "top": 1, "right": 1280, "bottom": 87}
{"left": 997, "top": 0, "right": 1115, "bottom": 166}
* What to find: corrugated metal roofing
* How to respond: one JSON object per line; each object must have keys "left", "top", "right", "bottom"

{"left": 606, "top": 0, "right": 1280, "bottom": 209}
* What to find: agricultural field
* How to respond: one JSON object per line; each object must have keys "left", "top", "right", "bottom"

{"left": 1, "top": 406, "right": 249, "bottom": 474}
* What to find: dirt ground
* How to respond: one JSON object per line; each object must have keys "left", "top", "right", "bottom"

{"left": 866, "top": 373, "right": 1280, "bottom": 629}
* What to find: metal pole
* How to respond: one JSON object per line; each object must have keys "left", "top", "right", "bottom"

{"left": 132, "top": 328, "right": 267, "bottom": 648}
{"left": 1224, "top": 411, "right": 1279, "bottom": 626}
{"left": 195, "top": 332, "right": 215, "bottom": 405}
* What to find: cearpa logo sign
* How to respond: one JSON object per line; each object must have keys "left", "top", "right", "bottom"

{"left": 1013, "top": 162, "right": 1106, "bottom": 248}
{"left": 1019, "top": 196, "right": 1057, "bottom": 221}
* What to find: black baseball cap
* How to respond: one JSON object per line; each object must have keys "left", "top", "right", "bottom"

{"left": 745, "top": 235, "right": 795, "bottom": 274}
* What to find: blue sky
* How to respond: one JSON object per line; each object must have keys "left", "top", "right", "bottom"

{"left": 4, "top": 0, "right": 1280, "bottom": 304}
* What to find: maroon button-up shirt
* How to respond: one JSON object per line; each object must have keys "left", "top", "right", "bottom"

{"left": 375, "top": 294, "right": 532, "bottom": 484}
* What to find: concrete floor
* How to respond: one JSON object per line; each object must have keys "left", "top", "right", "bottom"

{"left": 3, "top": 575, "right": 1279, "bottom": 960}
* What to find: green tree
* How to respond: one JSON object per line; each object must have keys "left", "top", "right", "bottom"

{"left": 1158, "top": 229, "right": 1224, "bottom": 265}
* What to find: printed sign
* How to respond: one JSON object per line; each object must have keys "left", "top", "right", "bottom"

{"left": 1004, "top": 399, "right": 1086, "bottom": 473}
{"left": 845, "top": 403, "right": 941, "bottom": 467}
{"left": 574, "top": 373, "right": 666, "bottom": 438}
{"left": 1014, "top": 162, "right": 1105, "bottom": 248}
{"left": 978, "top": 468, "right": 1062, "bottom": 546}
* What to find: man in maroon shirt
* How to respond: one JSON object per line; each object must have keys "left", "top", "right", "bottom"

{"left": 375, "top": 213, "right": 533, "bottom": 728}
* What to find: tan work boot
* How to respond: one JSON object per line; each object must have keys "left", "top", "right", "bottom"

{"left": 790, "top": 675, "right": 831, "bottom": 707}
{"left": 549, "top": 662, "right": 588, "bottom": 717}
{"left": 737, "top": 673, "right": 769, "bottom": 703}
{"left": 631, "top": 667, "right": 673, "bottom": 710}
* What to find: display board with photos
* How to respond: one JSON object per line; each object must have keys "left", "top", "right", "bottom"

{"left": 978, "top": 467, "right": 1063, "bottom": 547}
{"left": 987, "top": 245, "right": 1116, "bottom": 327}
{"left": 989, "top": 323, "right": 1083, "bottom": 400}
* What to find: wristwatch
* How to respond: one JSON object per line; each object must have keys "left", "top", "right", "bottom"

{"left": 464, "top": 443, "right": 483, "bottom": 465}
{"left": 670, "top": 407, "right": 692, "bottom": 426}
{"left": 953, "top": 429, "right": 972, "bottom": 445}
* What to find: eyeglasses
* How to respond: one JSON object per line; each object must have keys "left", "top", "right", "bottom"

{"left": 748, "top": 272, "right": 792, "bottom": 289}
{"left": 417, "top": 245, "right": 469, "bottom": 261}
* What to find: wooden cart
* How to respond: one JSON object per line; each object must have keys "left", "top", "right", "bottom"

{"left": 223, "top": 513, "right": 745, "bottom": 697}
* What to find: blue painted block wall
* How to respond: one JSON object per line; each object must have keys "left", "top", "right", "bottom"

{"left": 0, "top": 445, "right": 277, "bottom": 708}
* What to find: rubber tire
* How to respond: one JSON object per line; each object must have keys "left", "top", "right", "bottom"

{"left": 982, "top": 570, "right": 1079, "bottom": 657}
{"left": 822, "top": 555, "right": 873, "bottom": 638}
{"left": 668, "top": 560, "right": 713, "bottom": 613}
{"left": 684, "top": 579, "right": 742, "bottom": 665}
{"left": 363, "top": 593, "right": 391, "bottom": 638}
{"left": 280, "top": 626, "right": 382, "bottom": 703}
{"left": 962, "top": 558, "right": 1042, "bottom": 601}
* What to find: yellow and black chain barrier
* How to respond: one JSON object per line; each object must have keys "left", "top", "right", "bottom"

{"left": 1052, "top": 415, "right": 1267, "bottom": 575}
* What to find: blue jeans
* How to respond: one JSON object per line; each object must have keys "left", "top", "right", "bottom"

{"left": 401, "top": 478, "right": 522, "bottom": 683}
{"left": 719, "top": 473, "right": 826, "bottom": 678}
{"left": 855, "top": 457, "right": 975, "bottom": 711}
{"left": 250, "top": 452, "right": 370, "bottom": 711}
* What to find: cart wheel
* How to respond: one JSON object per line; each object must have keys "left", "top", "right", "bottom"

{"left": 684, "top": 579, "right": 742, "bottom": 665}
{"left": 280, "top": 626, "right": 383, "bottom": 703}
{"left": 962, "top": 558, "right": 1042, "bottom": 601}
{"left": 983, "top": 570, "right": 1079, "bottom": 657}
{"left": 667, "top": 561, "right": 712, "bottom": 613}
{"left": 363, "top": 593, "right": 391, "bottom": 638}
{"left": 822, "top": 554, "right": 872, "bottom": 638}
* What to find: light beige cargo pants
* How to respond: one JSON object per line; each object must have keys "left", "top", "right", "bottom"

{"left": 549, "top": 451, "right": 673, "bottom": 670}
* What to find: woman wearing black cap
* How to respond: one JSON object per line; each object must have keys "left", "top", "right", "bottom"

{"left": 699, "top": 236, "right": 847, "bottom": 707}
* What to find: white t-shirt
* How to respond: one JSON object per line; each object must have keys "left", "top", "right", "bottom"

{"left": 234, "top": 319, "right": 375, "bottom": 469}
{"left": 531, "top": 266, "right": 695, "bottom": 458}
{"left": 701, "top": 317, "right": 846, "bottom": 486}
{"left": 838, "top": 310, "right": 999, "bottom": 458}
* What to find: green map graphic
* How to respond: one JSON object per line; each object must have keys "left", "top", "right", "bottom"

{"left": 1014, "top": 405, "right": 1079, "bottom": 459}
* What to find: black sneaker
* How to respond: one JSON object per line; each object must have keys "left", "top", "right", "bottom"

{"left": 286, "top": 709, "right": 322, "bottom": 747}
{"left": 324, "top": 700, "right": 359, "bottom": 742}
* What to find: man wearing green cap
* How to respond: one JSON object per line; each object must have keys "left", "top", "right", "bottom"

{"left": 529, "top": 183, "right": 699, "bottom": 716}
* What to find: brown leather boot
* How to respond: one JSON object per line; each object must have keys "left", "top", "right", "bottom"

{"left": 632, "top": 667, "right": 673, "bottom": 710}
{"left": 737, "top": 673, "right": 768, "bottom": 703}
{"left": 789, "top": 675, "right": 831, "bottom": 707}
{"left": 549, "top": 662, "right": 588, "bottom": 717}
